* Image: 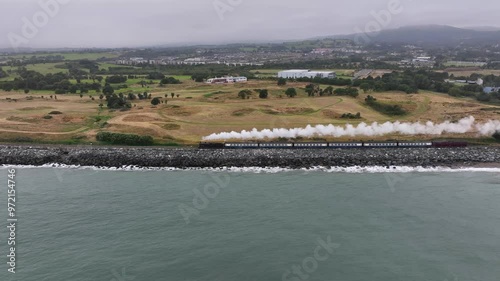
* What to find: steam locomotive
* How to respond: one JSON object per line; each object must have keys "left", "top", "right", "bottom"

{"left": 199, "top": 141, "right": 468, "bottom": 149}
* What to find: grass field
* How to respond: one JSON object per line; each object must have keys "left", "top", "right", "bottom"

{"left": 1, "top": 79, "right": 499, "bottom": 145}
{"left": 24, "top": 63, "right": 70, "bottom": 74}
{"left": 438, "top": 69, "right": 500, "bottom": 77}
{"left": 0, "top": 52, "right": 120, "bottom": 61}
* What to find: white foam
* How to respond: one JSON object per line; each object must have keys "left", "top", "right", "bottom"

{"left": 1, "top": 164, "right": 499, "bottom": 174}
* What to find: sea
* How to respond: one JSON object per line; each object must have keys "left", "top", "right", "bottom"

{"left": 0, "top": 166, "right": 499, "bottom": 281}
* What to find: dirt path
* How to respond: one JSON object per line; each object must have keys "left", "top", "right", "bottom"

{"left": 107, "top": 114, "right": 168, "bottom": 135}
{"left": 0, "top": 126, "right": 89, "bottom": 135}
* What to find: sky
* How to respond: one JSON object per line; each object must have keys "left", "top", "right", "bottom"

{"left": 1, "top": 0, "right": 499, "bottom": 49}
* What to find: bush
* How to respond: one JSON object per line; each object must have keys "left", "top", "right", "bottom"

{"left": 151, "top": 97, "right": 161, "bottom": 106}
{"left": 285, "top": 88, "right": 297, "bottom": 98}
{"left": 43, "top": 115, "right": 53, "bottom": 119}
{"left": 48, "top": 111, "right": 63, "bottom": 115}
{"left": 147, "top": 72, "right": 165, "bottom": 80}
{"left": 160, "top": 77, "right": 181, "bottom": 85}
{"left": 13, "top": 137, "right": 33, "bottom": 143}
{"left": 257, "top": 89, "right": 268, "bottom": 99}
{"left": 106, "top": 93, "right": 131, "bottom": 109}
{"left": 238, "top": 90, "right": 252, "bottom": 99}
{"left": 333, "top": 87, "right": 359, "bottom": 98}
{"left": 341, "top": 112, "right": 361, "bottom": 119}
{"left": 96, "top": 132, "right": 154, "bottom": 146}
{"left": 365, "top": 95, "right": 406, "bottom": 116}
{"left": 493, "top": 131, "right": 500, "bottom": 142}
{"left": 105, "top": 75, "right": 128, "bottom": 84}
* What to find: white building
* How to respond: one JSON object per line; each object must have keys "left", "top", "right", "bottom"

{"left": 225, "top": 76, "right": 248, "bottom": 83}
{"left": 278, "top": 70, "right": 336, "bottom": 79}
{"left": 206, "top": 76, "right": 247, "bottom": 84}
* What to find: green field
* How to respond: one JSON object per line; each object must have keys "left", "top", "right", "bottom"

{"left": 0, "top": 52, "right": 120, "bottom": 61}
{"left": 25, "top": 63, "right": 71, "bottom": 74}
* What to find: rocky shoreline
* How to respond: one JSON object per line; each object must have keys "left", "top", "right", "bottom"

{"left": 0, "top": 145, "right": 499, "bottom": 168}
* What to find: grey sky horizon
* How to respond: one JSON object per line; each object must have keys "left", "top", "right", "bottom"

{"left": 1, "top": 0, "right": 499, "bottom": 49}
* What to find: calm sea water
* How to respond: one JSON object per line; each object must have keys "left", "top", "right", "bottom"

{"left": 1, "top": 167, "right": 499, "bottom": 281}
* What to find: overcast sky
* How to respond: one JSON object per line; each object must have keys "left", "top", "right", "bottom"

{"left": 2, "top": 0, "right": 499, "bottom": 49}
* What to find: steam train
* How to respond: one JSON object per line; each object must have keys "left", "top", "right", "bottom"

{"left": 199, "top": 141, "right": 468, "bottom": 149}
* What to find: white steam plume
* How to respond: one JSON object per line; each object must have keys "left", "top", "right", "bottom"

{"left": 202, "top": 116, "right": 500, "bottom": 141}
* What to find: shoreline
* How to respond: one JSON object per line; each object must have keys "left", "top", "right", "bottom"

{"left": 0, "top": 145, "right": 499, "bottom": 169}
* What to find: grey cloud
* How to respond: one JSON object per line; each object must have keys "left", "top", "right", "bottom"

{"left": 1, "top": 0, "right": 499, "bottom": 49}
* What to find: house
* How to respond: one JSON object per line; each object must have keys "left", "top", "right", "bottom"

{"left": 445, "top": 78, "right": 484, "bottom": 86}
{"left": 278, "top": 70, "right": 336, "bottom": 79}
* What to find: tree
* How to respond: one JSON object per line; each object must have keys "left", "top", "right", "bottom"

{"left": 176, "top": 94, "right": 180, "bottom": 98}
{"left": 171, "top": 93, "right": 175, "bottom": 98}
{"left": 3, "top": 84, "right": 13, "bottom": 92}
{"left": 324, "top": 86, "right": 334, "bottom": 96}
{"left": 147, "top": 72, "right": 165, "bottom": 80}
{"left": 365, "top": 95, "right": 377, "bottom": 104}
{"left": 238, "top": 90, "right": 252, "bottom": 99}
{"left": 105, "top": 75, "right": 127, "bottom": 84}
{"left": 448, "top": 87, "right": 462, "bottom": 97}
{"left": 24, "top": 89, "right": 30, "bottom": 94}
{"left": 103, "top": 84, "right": 114, "bottom": 95}
{"left": 80, "top": 94, "right": 83, "bottom": 98}
{"left": 151, "top": 97, "right": 161, "bottom": 106}
{"left": 191, "top": 74, "right": 206, "bottom": 82}
{"left": 277, "top": 78, "right": 287, "bottom": 86}
{"left": 360, "top": 83, "right": 372, "bottom": 93}
{"left": 305, "top": 84, "right": 320, "bottom": 97}
{"left": 285, "top": 88, "right": 297, "bottom": 98}
{"left": 258, "top": 89, "right": 269, "bottom": 99}
{"left": 160, "top": 77, "right": 181, "bottom": 85}
{"left": 128, "top": 93, "right": 137, "bottom": 100}
{"left": 106, "top": 93, "right": 131, "bottom": 109}
{"left": 477, "top": 92, "right": 491, "bottom": 102}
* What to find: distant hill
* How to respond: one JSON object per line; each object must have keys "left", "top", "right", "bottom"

{"left": 463, "top": 26, "right": 500, "bottom": 32}
{"left": 333, "top": 25, "right": 500, "bottom": 46}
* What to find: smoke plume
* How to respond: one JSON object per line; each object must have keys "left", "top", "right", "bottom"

{"left": 202, "top": 116, "right": 500, "bottom": 141}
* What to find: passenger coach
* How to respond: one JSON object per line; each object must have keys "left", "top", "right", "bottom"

{"left": 198, "top": 141, "right": 467, "bottom": 149}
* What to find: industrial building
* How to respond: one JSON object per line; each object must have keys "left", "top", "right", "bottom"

{"left": 278, "top": 70, "right": 336, "bottom": 79}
